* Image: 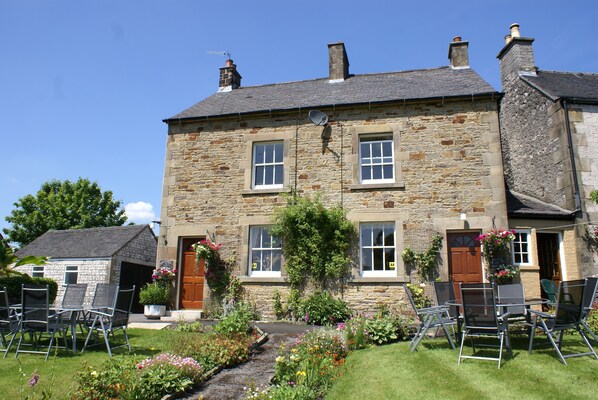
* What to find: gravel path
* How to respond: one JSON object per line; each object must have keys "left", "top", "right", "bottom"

{"left": 179, "top": 323, "right": 314, "bottom": 400}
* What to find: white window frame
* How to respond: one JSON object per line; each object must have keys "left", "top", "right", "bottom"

{"left": 359, "top": 137, "right": 395, "bottom": 184}
{"left": 360, "top": 222, "right": 397, "bottom": 277}
{"left": 64, "top": 265, "right": 79, "bottom": 284}
{"left": 249, "top": 226, "right": 282, "bottom": 277}
{"left": 32, "top": 266, "right": 44, "bottom": 278}
{"left": 511, "top": 229, "right": 532, "bottom": 266}
{"left": 252, "top": 142, "right": 284, "bottom": 189}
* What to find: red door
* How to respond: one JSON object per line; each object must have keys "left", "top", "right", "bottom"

{"left": 448, "top": 232, "right": 483, "bottom": 287}
{"left": 179, "top": 239, "right": 204, "bottom": 309}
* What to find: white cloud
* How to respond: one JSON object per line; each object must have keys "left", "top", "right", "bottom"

{"left": 124, "top": 201, "right": 157, "bottom": 224}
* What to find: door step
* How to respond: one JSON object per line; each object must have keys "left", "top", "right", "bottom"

{"left": 162, "top": 309, "right": 203, "bottom": 322}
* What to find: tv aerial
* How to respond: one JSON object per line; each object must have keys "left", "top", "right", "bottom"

{"left": 207, "top": 50, "right": 232, "bottom": 59}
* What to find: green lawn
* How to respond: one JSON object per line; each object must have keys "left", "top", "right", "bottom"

{"left": 0, "top": 328, "right": 177, "bottom": 399}
{"left": 327, "top": 336, "right": 598, "bottom": 400}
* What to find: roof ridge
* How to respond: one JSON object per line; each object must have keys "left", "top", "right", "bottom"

{"left": 538, "top": 69, "right": 598, "bottom": 77}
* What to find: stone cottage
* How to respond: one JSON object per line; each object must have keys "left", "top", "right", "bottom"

{"left": 158, "top": 36, "right": 510, "bottom": 318}
{"left": 15, "top": 225, "right": 157, "bottom": 312}
{"left": 497, "top": 23, "right": 598, "bottom": 295}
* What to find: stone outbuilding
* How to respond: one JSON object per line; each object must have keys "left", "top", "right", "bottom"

{"left": 158, "top": 35, "right": 510, "bottom": 319}
{"left": 15, "top": 225, "right": 157, "bottom": 312}
{"left": 497, "top": 23, "right": 598, "bottom": 296}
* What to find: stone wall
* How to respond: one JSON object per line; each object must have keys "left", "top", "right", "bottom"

{"left": 15, "top": 258, "right": 111, "bottom": 307}
{"left": 158, "top": 97, "right": 508, "bottom": 317}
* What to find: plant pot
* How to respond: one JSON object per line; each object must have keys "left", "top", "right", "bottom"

{"left": 144, "top": 304, "right": 166, "bottom": 319}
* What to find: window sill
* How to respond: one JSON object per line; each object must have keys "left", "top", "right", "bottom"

{"left": 241, "top": 187, "right": 291, "bottom": 196}
{"left": 349, "top": 181, "right": 405, "bottom": 191}
{"left": 348, "top": 276, "right": 407, "bottom": 284}
{"left": 238, "top": 276, "right": 286, "bottom": 284}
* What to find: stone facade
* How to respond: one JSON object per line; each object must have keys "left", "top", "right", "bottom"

{"left": 158, "top": 96, "right": 508, "bottom": 317}
{"left": 498, "top": 26, "right": 598, "bottom": 278}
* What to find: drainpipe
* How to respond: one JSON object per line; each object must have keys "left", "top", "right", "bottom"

{"left": 561, "top": 100, "right": 582, "bottom": 212}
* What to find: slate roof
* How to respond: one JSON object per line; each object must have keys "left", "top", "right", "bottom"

{"left": 506, "top": 189, "right": 575, "bottom": 220}
{"left": 165, "top": 66, "right": 497, "bottom": 121}
{"left": 521, "top": 70, "right": 598, "bottom": 102}
{"left": 15, "top": 225, "right": 153, "bottom": 259}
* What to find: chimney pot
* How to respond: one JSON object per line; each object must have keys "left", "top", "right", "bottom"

{"left": 510, "top": 23, "right": 521, "bottom": 38}
{"left": 225, "top": 59, "right": 233, "bottom": 67}
{"left": 453, "top": 36, "right": 462, "bottom": 43}
{"left": 504, "top": 34, "right": 512, "bottom": 45}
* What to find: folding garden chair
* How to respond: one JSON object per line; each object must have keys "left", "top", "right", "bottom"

{"left": 14, "top": 285, "right": 69, "bottom": 360}
{"left": 0, "top": 286, "right": 19, "bottom": 358}
{"left": 404, "top": 284, "right": 456, "bottom": 352}
{"left": 458, "top": 283, "right": 511, "bottom": 369}
{"left": 528, "top": 279, "right": 598, "bottom": 365}
{"left": 497, "top": 283, "right": 531, "bottom": 335}
{"left": 82, "top": 286, "right": 135, "bottom": 357}
{"left": 540, "top": 279, "right": 557, "bottom": 304}
{"left": 580, "top": 277, "right": 598, "bottom": 343}
{"left": 432, "top": 281, "right": 461, "bottom": 334}
{"left": 60, "top": 283, "right": 88, "bottom": 350}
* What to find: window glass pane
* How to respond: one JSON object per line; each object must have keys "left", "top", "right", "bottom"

{"left": 361, "top": 166, "right": 371, "bottom": 181}
{"left": 373, "top": 226, "right": 384, "bottom": 246}
{"left": 372, "top": 165, "right": 382, "bottom": 180}
{"left": 255, "top": 145, "right": 265, "bottom": 164}
{"left": 264, "top": 165, "right": 274, "bottom": 185}
{"left": 362, "top": 250, "right": 372, "bottom": 271}
{"left": 274, "top": 165, "right": 283, "bottom": 185}
{"left": 272, "top": 250, "right": 282, "bottom": 271}
{"left": 384, "top": 228, "right": 395, "bottom": 246}
{"left": 264, "top": 144, "right": 274, "bottom": 163}
{"left": 361, "top": 225, "right": 372, "bottom": 246}
{"left": 372, "top": 142, "right": 382, "bottom": 158}
{"left": 261, "top": 228, "right": 271, "bottom": 247}
{"left": 522, "top": 254, "right": 529, "bottom": 263}
{"left": 255, "top": 166, "right": 264, "bottom": 186}
{"left": 274, "top": 143, "right": 283, "bottom": 163}
{"left": 382, "top": 141, "right": 392, "bottom": 156}
{"left": 382, "top": 165, "right": 393, "bottom": 179}
{"left": 251, "top": 251, "right": 262, "bottom": 271}
{"left": 65, "top": 272, "right": 78, "bottom": 284}
{"left": 360, "top": 143, "right": 370, "bottom": 159}
{"left": 385, "top": 249, "right": 395, "bottom": 269}
{"left": 373, "top": 248, "right": 384, "bottom": 270}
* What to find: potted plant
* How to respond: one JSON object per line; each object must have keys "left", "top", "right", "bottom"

{"left": 140, "top": 282, "right": 170, "bottom": 319}
{"left": 140, "top": 267, "right": 176, "bottom": 319}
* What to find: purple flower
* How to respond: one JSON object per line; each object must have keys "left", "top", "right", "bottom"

{"left": 28, "top": 370, "right": 39, "bottom": 387}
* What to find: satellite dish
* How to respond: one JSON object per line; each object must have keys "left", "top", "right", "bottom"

{"left": 308, "top": 110, "right": 329, "bottom": 126}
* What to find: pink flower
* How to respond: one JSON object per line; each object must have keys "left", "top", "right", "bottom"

{"left": 28, "top": 370, "right": 39, "bottom": 387}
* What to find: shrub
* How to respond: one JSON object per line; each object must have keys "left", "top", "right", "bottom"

{"left": 171, "top": 332, "right": 251, "bottom": 371}
{"left": 406, "top": 283, "right": 431, "bottom": 309}
{"left": 175, "top": 319, "right": 205, "bottom": 333}
{"left": 213, "top": 302, "right": 255, "bottom": 335}
{"left": 72, "top": 353, "right": 203, "bottom": 400}
{"left": 301, "top": 291, "right": 352, "bottom": 326}
{"left": 139, "top": 282, "right": 170, "bottom": 305}
{"left": 0, "top": 275, "right": 58, "bottom": 304}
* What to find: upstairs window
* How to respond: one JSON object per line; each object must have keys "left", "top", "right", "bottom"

{"left": 253, "top": 142, "right": 284, "bottom": 189}
{"left": 249, "top": 226, "right": 282, "bottom": 277}
{"left": 359, "top": 137, "right": 394, "bottom": 183}
{"left": 360, "top": 222, "right": 396, "bottom": 276}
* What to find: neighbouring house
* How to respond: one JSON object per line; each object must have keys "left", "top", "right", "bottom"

{"left": 497, "top": 23, "right": 598, "bottom": 295}
{"left": 158, "top": 35, "right": 511, "bottom": 319}
{"left": 15, "top": 225, "right": 157, "bottom": 312}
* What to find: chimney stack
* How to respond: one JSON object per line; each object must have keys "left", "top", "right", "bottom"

{"left": 328, "top": 42, "right": 350, "bottom": 82}
{"left": 218, "top": 59, "right": 242, "bottom": 92}
{"left": 497, "top": 23, "right": 536, "bottom": 85}
{"left": 448, "top": 36, "right": 469, "bottom": 69}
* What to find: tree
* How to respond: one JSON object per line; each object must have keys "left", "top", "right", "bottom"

{"left": 0, "top": 235, "right": 47, "bottom": 277}
{"left": 3, "top": 178, "right": 127, "bottom": 247}
{"left": 591, "top": 190, "right": 598, "bottom": 204}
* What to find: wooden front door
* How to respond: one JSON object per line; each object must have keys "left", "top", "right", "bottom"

{"left": 179, "top": 238, "right": 205, "bottom": 309}
{"left": 448, "top": 232, "right": 483, "bottom": 286}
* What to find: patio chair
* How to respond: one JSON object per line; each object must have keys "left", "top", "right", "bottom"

{"left": 433, "top": 281, "right": 461, "bottom": 333}
{"left": 528, "top": 279, "right": 598, "bottom": 365}
{"left": 497, "top": 283, "right": 531, "bottom": 334}
{"left": 0, "top": 286, "right": 19, "bottom": 358}
{"left": 404, "top": 284, "right": 456, "bottom": 352}
{"left": 82, "top": 286, "right": 135, "bottom": 357}
{"left": 581, "top": 277, "right": 598, "bottom": 343}
{"left": 458, "top": 283, "right": 511, "bottom": 369}
{"left": 14, "top": 285, "right": 69, "bottom": 360}
{"left": 60, "top": 283, "right": 88, "bottom": 347}
{"left": 540, "top": 279, "right": 557, "bottom": 304}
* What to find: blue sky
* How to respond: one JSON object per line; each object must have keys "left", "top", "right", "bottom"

{"left": 1, "top": 0, "right": 597, "bottom": 238}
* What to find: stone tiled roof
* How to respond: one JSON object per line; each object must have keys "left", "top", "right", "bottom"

{"left": 506, "top": 189, "right": 575, "bottom": 220}
{"left": 15, "top": 225, "right": 153, "bottom": 259}
{"left": 165, "top": 66, "right": 497, "bottom": 121}
{"left": 521, "top": 70, "right": 598, "bottom": 102}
